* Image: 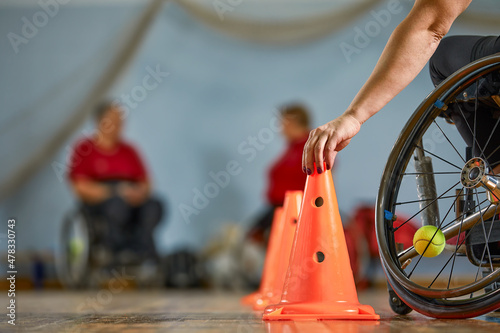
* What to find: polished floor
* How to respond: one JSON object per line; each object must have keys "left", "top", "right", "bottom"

{"left": 2, "top": 287, "right": 500, "bottom": 332}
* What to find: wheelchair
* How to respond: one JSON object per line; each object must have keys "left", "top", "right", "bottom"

{"left": 377, "top": 54, "right": 500, "bottom": 318}
{"left": 56, "top": 204, "right": 163, "bottom": 289}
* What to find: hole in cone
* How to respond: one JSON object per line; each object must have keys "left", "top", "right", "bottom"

{"left": 293, "top": 218, "right": 297, "bottom": 224}
{"left": 314, "top": 197, "right": 324, "bottom": 207}
{"left": 315, "top": 251, "right": 325, "bottom": 263}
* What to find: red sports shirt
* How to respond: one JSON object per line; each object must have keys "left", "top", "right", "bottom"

{"left": 68, "top": 138, "right": 148, "bottom": 182}
{"left": 266, "top": 136, "right": 308, "bottom": 206}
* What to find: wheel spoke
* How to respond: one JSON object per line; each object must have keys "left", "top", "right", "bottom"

{"left": 393, "top": 181, "right": 460, "bottom": 231}
{"left": 403, "top": 172, "right": 461, "bottom": 175}
{"left": 479, "top": 179, "right": 500, "bottom": 201}
{"left": 433, "top": 120, "right": 466, "bottom": 163}
{"left": 425, "top": 202, "right": 493, "bottom": 289}
{"left": 482, "top": 114, "right": 500, "bottom": 157}
{"left": 472, "top": 81, "right": 479, "bottom": 156}
{"left": 394, "top": 193, "right": 476, "bottom": 206}
{"left": 406, "top": 189, "right": 458, "bottom": 279}
{"left": 446, "top": 191, "right": 467, "bottom": 290}
{"left": 486, "top": 145, "right": 500, "bottom": 162}
{"left": 475, "top": 190, "right": 495, "bottom": 272}
{"left": 440, "top": 199, "right": 489, "bottom": 231}
{"left": 404, "top": 198, "right": 487, "bottom": 283}
{"left": 414, "top": 144, "right": 462, "bottom": 170}
{"left": 473, "top": 206, "right": 498, "bottom": 286}
{"left": 456, "top": 103, "right": 487, "bottom": 160}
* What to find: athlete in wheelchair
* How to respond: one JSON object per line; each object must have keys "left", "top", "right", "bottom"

{"left": 303, "top": 0, "right": 500, "bottom": 318}
{"left": 57, "top": 101, "right": 163, "bottom": 288}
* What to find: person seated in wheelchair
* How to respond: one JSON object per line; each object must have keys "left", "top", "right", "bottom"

{"left": 300, "top": 1, "right": 500, "bottom": 318}
{"left": 68, "top": 101, "right": 163, "bottom": 262}
{"left": 429, "top": 35, "right": 500, "bottom": 259}
{"left": 429, "top": 35, "right": 500, "bottom": 175}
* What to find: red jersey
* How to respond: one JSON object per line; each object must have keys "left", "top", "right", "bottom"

{"left": 266, "top": 136, "right": 308, "bottom": 206}
{"left": 68, "top": 138, "right": 148, "bottom": 182}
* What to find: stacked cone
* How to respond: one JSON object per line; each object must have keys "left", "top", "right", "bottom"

{"left": 241, "top": 207, "right": 284, "bottom": 306}
{"left": 241, "top": 191, "right": 303, "bottom": 310}
{"left": 263, "top": 163, "right": 379, "bottom": 321}
{"left": 253, "top": 191, "right": 302, "bottom": 310}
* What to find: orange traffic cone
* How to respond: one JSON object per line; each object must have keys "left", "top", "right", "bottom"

{"left": 253, "top": 191, "right": 303, "bottom": 310}
{"left": 263, "top": 164, "right": 379, "bottom": 321}
{"left": 266, "top": 320, "right": 379, "bottom": 333}
{"left": 241, "top": 207, "right": 284, "bottom": 305}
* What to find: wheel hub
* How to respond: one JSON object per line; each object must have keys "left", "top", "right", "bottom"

{"left": 461, "top": 157, "right": 486, "bottom": 188}
{"left": 460, "top": 157, "right": 500, "bottom": 203}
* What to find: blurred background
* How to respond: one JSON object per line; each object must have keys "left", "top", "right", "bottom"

{"left": 1, "top": 0, "right": 500, "bottom": 290}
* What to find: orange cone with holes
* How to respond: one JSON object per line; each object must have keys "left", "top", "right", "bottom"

{"left": 253, "top": 191, "right": 303, "bottom": 310}
{"left": 263, "top": 163, "right": 379, "bottom": 321}
{"left": 241, "top": 207, "right": 284, "bottom": 305}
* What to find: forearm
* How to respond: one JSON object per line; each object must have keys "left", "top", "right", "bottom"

{"left": 117, "top": 179, "right": 152, "bottom": 206}
{"left": 72, "top": 179, "right": 111, "bottom": 203}
{"left": 136, "top": 180, "right": 151, "bottom": 198}
{"left": 346, "top": 0, "right": 471, "bottom": 124}
{"left": 347, "top": 22, "right": 441, "bottom": 122}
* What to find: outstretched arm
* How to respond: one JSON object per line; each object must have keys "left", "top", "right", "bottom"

{"left": 302, "top": 0, "right": 472, "bottom": 175}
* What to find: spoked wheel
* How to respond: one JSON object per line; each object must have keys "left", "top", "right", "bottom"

{"left": 377, "top": 54, "right": 500, "bottom": 318}
{"left": 56, "top": 209, "right": 91, "bottom": 289}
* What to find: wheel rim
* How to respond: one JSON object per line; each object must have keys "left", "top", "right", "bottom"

{"left": 57, "top": 211, "right": 90, "bottom": 287}
{"left": 377, "top": 54, "right": 500, "bottom": 306}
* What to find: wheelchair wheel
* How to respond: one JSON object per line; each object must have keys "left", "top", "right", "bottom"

{"left": 376, "top": 54, "right": 500, "bottom": 318}
{"left": 57, "top": 209, "right": 91, "bottom": 288}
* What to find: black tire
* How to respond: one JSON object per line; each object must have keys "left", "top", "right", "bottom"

{"left": 56, "top": 209, "right": 91, "bottom": 289}
{"left": 385, "top": 265, "right": 500, "bottom": 319}
{"left": 377, "top": 54, "right": 500, "bottom": 318}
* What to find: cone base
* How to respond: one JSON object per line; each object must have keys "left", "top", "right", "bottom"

{"left": 262, "top": 301, "right": 380, "bottom": 321}
{"left": 241, "top": 292, "right": 261, "bottom": 306}
{"left": 252, "top": 294, "right": 278, "bottom": 311}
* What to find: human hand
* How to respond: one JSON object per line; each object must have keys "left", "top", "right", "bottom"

{"left": 302, "top": 113, "right": 361, "bottom": 174}
{"left": 118, "top": 182, "right": 148, "bottom": 206}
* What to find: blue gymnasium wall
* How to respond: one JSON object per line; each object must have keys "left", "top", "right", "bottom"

{"left": 0, "top": 1, "right": 497, "bottom": 255}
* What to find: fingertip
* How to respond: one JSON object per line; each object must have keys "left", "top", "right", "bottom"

{"left": 326, "top": 158, "right": 333, "bottom": 170}
{"left": 329, "top": 153, "right": 338, "bottom": 170}
{"left": 324, "top": 155, "right": 335, "bottom": 171}
{"left": 314, "top": 159, "right": 323, "bottom": 174}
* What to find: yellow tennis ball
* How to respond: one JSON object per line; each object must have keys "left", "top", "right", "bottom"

{"left": 69, "top": 239, "right": 84, "bottom": 258}
{"left": 413, "top": 225, "right": 445, "bottom": 257}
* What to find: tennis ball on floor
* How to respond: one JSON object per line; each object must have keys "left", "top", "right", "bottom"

{"left": 413, "top": 225, "right": 445, "bottom": 257}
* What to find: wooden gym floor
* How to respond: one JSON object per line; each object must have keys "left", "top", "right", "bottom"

{"left": 1, "top": 288, "right": 500, "bottom": 333}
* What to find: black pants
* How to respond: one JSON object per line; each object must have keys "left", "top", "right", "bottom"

{"left": 84, "top": 196, "right": 163, "bottom": 258}
{"left": 429, "top": 35, "right": 500, "bottom": 167}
